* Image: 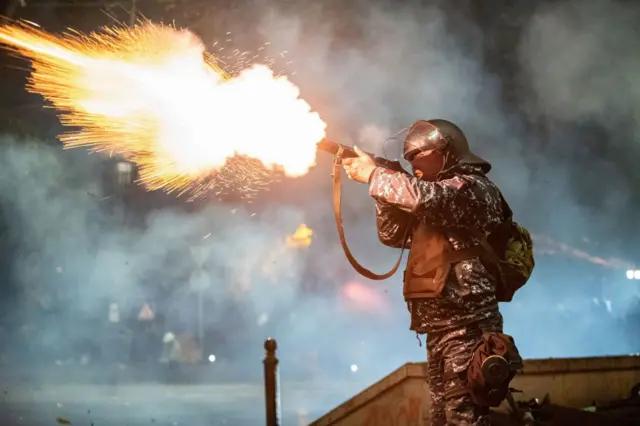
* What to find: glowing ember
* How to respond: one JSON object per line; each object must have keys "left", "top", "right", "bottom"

{"left": 286, "top": 224, "right": 313, "bottom": 248}
{"left": 0, "top": 21, "right": 326, "bottom": 198}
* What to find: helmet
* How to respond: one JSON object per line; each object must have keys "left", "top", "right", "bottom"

{"left": 402, "top": 119, "right": 491, "bottom": 172}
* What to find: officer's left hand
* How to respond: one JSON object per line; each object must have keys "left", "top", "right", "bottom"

{"left": 342, "top": 146, "right": 377, "bottom": 184}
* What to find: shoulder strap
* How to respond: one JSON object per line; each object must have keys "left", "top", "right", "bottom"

{"left": 332, "top": 153, "right": 409, "bottom": 281}
{"left": 466, "top": 227, "right": 501, "bottom": 264}
{"left": 498, "top": 192, "right": 513, "bottom": 222}
{"left": 459, "top": 174, "right": 513, "bottom": 257}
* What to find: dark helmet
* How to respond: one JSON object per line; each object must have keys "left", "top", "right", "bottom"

{"left": 402, "top": 119, "right": 491, "bottom": 172}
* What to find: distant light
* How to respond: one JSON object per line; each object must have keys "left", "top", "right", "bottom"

{"left": 116, "top": 161, "right": 133, "bottom": 173}
{"left": 350, "top": 364, "right": 358, "bottom": 373}
{"left": 116, "top": 161, "right": 134, "bottom": 186}
{"left": 208, "top": 354, "right": 216, "bottom": 363}
{"left": 625, "top": 270, "right": 640, "bottom": 280}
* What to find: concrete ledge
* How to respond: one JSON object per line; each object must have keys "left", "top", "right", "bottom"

{"left": 521, "top": 355, "right": 640, "bottom": 374}
{"left": 311, "top": 363, "right": 428, "bottom": 426}
{"left": 310, "top": 356, "right": 640, "bottom": 426}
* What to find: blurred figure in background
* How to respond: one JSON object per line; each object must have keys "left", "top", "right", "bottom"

{"left": 160, "top": 331, "right": 182, "bottom": 382}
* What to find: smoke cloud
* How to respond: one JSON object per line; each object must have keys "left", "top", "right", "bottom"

{"left": 515, "top": 0, "right": 640, "bottom": 351}
{"left": 1, "top": 0, "right": 640, "bottom": 422}
{"left": 519, "top": 0, "right": 640, "bottom": 138}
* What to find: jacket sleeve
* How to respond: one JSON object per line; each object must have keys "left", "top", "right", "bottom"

{"left": 368, "top": 167, "right": 471, "bottom": 228}
{"left": 375, "top": 201, "right": 414, "bottom": 248}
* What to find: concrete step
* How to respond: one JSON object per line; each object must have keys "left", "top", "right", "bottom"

{"left": 309, "top": 355, "right": 640, "bottom": 426}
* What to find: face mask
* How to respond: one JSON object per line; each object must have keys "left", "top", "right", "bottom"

{"left": 410, "top": 150, "right": 445, "bottom": 181}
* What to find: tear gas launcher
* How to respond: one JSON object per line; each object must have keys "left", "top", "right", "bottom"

{"left": 316, "top": 139, "right": 410, "bottom": 282}
{"left": 316, "top": 140, "right": 406, "bottom": 173}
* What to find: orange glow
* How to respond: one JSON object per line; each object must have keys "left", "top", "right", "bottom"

{"left": 286, "top": 224, "right": 313, "bottom": 248}
{"left": 342, "top": 281, "right": 388, "bottom": 313}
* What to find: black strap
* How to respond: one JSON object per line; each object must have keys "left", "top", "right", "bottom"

{"left": 467, "top": 228, "right": 501, "bottom": 263}
{"left": 465, "top": 226, "right": 510, "bottom": 300}
{"left": 458, "top": 173, "right": 512, "bottom": 261}
{"left": 498, "top": 192, "right": 513, "bottom": 222}
{"left": 331, "top": 149, "right": 410, "bottom": 280}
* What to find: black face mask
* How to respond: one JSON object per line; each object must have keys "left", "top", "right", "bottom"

{"left": 410, "top": 150, "right": 446, "bottom": 181}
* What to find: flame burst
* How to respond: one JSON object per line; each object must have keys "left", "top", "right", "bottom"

{"left": 0, "top": 21, "right": 326, "bottom": 198}
{"left": 286, "top": 224, "right": 313, "bottom": 248}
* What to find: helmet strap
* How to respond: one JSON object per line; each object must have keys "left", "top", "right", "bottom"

{"left": 436, "top": 150, "right": 461, "bottom": 181}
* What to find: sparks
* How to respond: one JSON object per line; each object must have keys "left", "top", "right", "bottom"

{"left": 532, "top": 234, "right": 633, "bottom": 269}
{"left": 0, "top": 21, "right": 327, "bottom": 199}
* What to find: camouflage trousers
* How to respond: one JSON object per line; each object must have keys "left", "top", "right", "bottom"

{"left": 426, "top": 317, "right": 502, "bottom": 426}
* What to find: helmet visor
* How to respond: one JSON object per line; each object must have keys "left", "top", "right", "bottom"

{"left": 403, "top": 120, "right": 447, "bottom": 161}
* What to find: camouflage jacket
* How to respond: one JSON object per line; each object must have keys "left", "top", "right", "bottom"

{"left": 369, "top": 164, "right": 505, "bottom": 334}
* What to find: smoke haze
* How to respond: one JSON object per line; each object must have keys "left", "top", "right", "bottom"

{"left": 1, "top": 0, "right": 639, "bottom": 423}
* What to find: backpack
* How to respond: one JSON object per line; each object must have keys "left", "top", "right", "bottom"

{"left": 470, "top": 195, "right": 535, "bottom": 302}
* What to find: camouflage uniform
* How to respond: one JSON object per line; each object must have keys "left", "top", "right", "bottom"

{"left": 369, "top": 163, "right": 506, "bottom": 426}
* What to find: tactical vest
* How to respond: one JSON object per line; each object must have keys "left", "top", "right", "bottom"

{"left": 403, "top": 223, "right": 484, "bottom": 300}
